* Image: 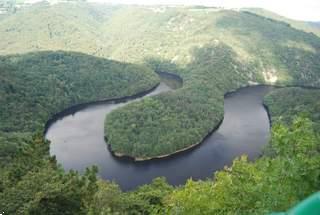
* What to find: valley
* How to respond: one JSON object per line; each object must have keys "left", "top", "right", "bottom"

{"left": 46, "top": 73, "right": 271, "bottom": 190}
{"left": 0, "top": 2, "right": 320, "bottom": 214}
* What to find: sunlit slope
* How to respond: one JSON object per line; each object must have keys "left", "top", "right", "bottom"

{"left": 0, "top": 3, "right": 120, "bottom": 56}
{"left": 1, "top": 3, "right": 320, "bottom": 158}
{"left": 0, "top": 4, "right": 319, "bottom": 86}
{"left": 102, "top": 6, "right": 320, "bottom": 158}
{"left": 242, "top": 8, "right": 320, "bottom": 37}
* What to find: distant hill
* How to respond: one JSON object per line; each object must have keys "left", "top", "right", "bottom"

{"left": 1, "top": 2, "right": 320, "bottom": 158}
{"left": 309, "top": 21, "right": 320, "bottom": 29}
{"left": 242, "top": 8, "right": 320, "bottom": 37}
{"left": 0, "top": 2, "right": 121, "bottom": 57}
{"left": 0, "top": 3, "right": 319, "bottom": 87}
{"left": 0, "top": 51, "right": 158, "bottom": 132}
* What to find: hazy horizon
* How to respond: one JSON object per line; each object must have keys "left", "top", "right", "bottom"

{"left": 22, "top": 0, "right": 320, "bottom": 22}
{"left": 89, "top": 0, "right": 320, "bottom": 22}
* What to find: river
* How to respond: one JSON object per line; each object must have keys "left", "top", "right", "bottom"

{"left": 46, "top": 80, "right": 272, "bottom": 190}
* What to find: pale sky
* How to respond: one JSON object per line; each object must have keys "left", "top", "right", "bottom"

{"left": 87, "top": 0, "right": 320, "bottom": 21}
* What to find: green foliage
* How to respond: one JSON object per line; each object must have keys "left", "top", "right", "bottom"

{"left": 4, "top": 168, "right": 97, "bottom": 215}
{"left": 0, "top": 50, "right": 158, "bottom": 214}
{"left": 0, "top": 133, "right": 99, "bottom": 214}
{"left": 0, "top": 51, "right": 158, "bottom": 133}
{"left": 264, "top": 87, "right": 320, "bottom": 130}
{"left": 1, "top": 2, "right": 320, "bottom": 159}
{"left": 1, "top": 3, "right": 320, "bottom": 214}
{"left": 1, "top": 3, "right": 320, "bottom": 87}
{"left": 96, "top": 5, "right": 320, "bottom": 158}
{"left": 0, "top": 131, "right": 30, "bottom": 166}
{"left": 106, "top": 43, "right": 252, "bottom": 158}
{"left": 4, "top": 119, "right": 314, "bottom": 214}
{"left": 125, "top": 177, "right": 173, "bottom": 214}
{"left": 88, "top": 180, "right": 124, "bottom": 215}
{"left": 215, "top": 10, "right": 320, "bottom": 86}
{"left": 87, "top": 177, "right": 173, "bottom": 215}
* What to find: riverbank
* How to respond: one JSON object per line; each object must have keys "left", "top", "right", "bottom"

{"left": 107, "top": 83, "right": 272, "bottom": 162}
{"left": 45, "top": 71, "right": 185, "bottom": 135}
{"left": 47, "top": 84, "right": 272, "bottom": 190}
{"left": 108, "top": 118, "right": 224, "bottom": 161}
{"left": 44, "top": 82, "right": 160, "bottom": 135}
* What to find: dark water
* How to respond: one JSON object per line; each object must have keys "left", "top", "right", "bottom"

{"left": 46, "top": 84, "right": 272, "bottom": 191}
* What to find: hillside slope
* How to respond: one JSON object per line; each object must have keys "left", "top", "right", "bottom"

{"left": 0, "top": 51, "right": 158, "bottom": 132}
{"left": 0, "top": 2, "right": 121, "bottom": 56}
{"left": 1, "top": 2, "right": 320, "bottom": 158}
{"left": 264, "top": 87, "right": 320, "bottom": 130}
{"left": 242, "top": 8, "right": 320, "bottom": 37}
{"left": 1, "top": 3, "right": 320, "bottom": 214}
{"left": 0, "top": 3, "right": 319, "bottom": 86}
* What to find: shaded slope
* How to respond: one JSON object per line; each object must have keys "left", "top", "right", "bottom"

{"left": 264, "top": 87, "right": 320, "bottom": 130}
{"left": 0, "top": 51, "right": 158, "bottom": 132}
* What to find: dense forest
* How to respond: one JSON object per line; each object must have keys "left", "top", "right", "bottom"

{"left": 105, "top": 11, "right": 320, "bottom": 158}
{"left": 1, "top": 3, "right": 320, "bottom": 84}
{"left": 0, "top": 51, "right": 158, "bottom": 166}
{"left": 105, "top": 44, "right": 252, "bottom": 159}
{"left": 264, "top": 87, "right": 320, "bottom": 130}
{"left": 1, "top": 2, "right": 320, "bottom": 214}
{"left": 99, "top": 2, "right": 320, "bottom": 159}
{"left": 0, "top": 51, "right": 158, "bottom": 132}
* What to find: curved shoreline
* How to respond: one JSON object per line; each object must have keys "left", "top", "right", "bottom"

{"left": 155, "top": 70, "right": 184, "bottom": 84}
{"left": 106, "top": 83, "right": 278, "bottom": 161}
{"left": 107, "top": 119, "right": 224, "bottom": 161}
{"left": 44, "top": 71, "right": 183, "bottom": 136}
{"left": 109, "top": 82, "right": 308, "bottom": 161}
{"left": 44, "top": 82, "right": 160, "bottom": 135}
{"left": 46, "top": 69, "right": 319, "bottom": 162}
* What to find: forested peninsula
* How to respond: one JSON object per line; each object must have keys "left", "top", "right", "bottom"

{"left": 105, "top": 28, "right": 320, "bottom": 159}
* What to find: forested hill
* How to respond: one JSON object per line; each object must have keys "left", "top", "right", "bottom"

{"left": 0, "top": 51, "right": 158, "bottom": 133}
{"left": 241, "top": 8, "right": 320, "bottom": 37}
{"left": 100, "top": 5, "right": 320, "bottom": 158}
{"left": 1, "top": 3, "right": 320, "bottom": 214}
{"left": 264, "top": 87, "right": 320, "bottom": 130}
{"left": 1, "top": 3, "right": 319, "bottom": 87}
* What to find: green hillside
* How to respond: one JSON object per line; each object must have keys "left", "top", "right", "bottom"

{"left": 0, "top": 2, "right": 120, "bottom": 56}
{"left": 105, "top": 44, "right": 250, "bottom": 159}
{"left": 1, "top": 2, "right": 320, "bottom": 214}
{"left": 1, "top": 4, "right": 320, "bottom": 86}
{"left": 264, "top": 87, "right": 320, "bottom": 130}
{"left": 0, "top": 51, "right": 158, "bottom": 132}
{"left": 0, "top": 51, "right": 158, "bottom": 166}
{"left": 104, "top": 5, "right": 320, "bottom": 158}
{"left": 4, "top": 2, "right": 320, "bottom": 159}
{"left": 242, "top": 8, "right": 320, "bottom": 37}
